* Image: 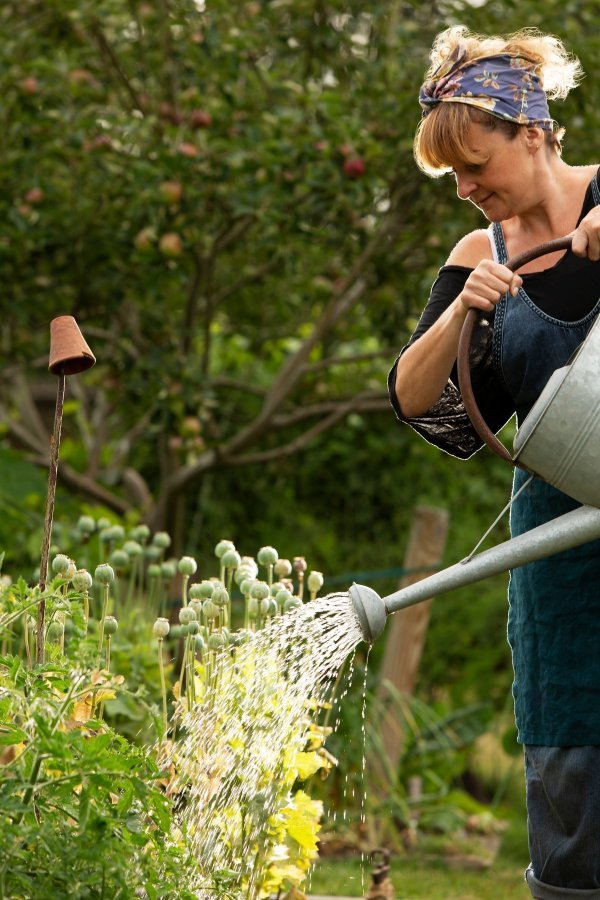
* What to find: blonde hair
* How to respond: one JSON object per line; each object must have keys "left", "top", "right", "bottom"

{"left": 414, "top": 25, "right": 584, "bottom": 177}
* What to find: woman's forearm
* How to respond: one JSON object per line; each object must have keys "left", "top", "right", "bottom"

{"left": 395, "top": 297, "right": 468, "bottom": 417}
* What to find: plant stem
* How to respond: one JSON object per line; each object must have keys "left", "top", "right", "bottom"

{"left": 158, "top": 637, "right": 168, "bottom": 738}
{"left": 97, "top": 585, "right": 109, "bottom": 655}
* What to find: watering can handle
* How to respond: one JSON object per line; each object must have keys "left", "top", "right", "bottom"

{"left": 457, "top": 235, "right": 573, "bottom": 465}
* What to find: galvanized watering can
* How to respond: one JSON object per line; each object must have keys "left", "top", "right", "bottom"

{"left": 350, "top": 236, "right": 600, "bottom": 642}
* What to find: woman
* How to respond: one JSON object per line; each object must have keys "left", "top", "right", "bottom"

{"left": 390, "top": 26, "right": 600, "bottom": 899}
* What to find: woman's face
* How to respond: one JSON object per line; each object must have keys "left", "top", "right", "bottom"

{"left": 451, "top": 121, "right": 539, "bottom": 221}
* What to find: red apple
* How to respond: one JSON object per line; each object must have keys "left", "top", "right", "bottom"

{"left": 343, "top": 156, "right": 366, "bottom": 179}
{"left": 189, "top": 109, "right": 212, "bottom": 129}
{"left": 134, "top": 227, "right": 156, "bottom": 252}
{"left": 159, "top": 180, "right": 183, "bottom": 204}
{"left": 177, "top": 142, "right": 198, "bottom": 157}
{"left": 20, "top": 76, "right": 38, "bottom": 94}
{"left": 25, "top": 188, "right": 44, "bottom": 204}
{"left": 159, "top": 233, "right": 183, "bottom": 257}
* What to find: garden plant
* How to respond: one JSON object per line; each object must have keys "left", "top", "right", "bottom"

{"left": 0, "top": 520, "right": 339, "bottom": 899}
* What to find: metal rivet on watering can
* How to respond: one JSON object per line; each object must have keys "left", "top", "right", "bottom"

{"left": 37, "top": 316, "right": 96, "bottom": 664}
{"left": 364, "top": 848, "right": 393, "bottom": 900}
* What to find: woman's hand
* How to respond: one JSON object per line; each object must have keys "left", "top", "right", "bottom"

{"left": 571, "top": 206, "right": 600, "bottom": 261}
{"left": 457, "top": 259, "right": 523, "bottom": 313}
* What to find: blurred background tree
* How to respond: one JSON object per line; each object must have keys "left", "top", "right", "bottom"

{"left": 1, "top": 0, "right": 598, "bottom": 717}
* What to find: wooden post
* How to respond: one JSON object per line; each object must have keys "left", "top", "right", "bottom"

{"left": 373, "top": 506, "right": 449, "bottom": 786}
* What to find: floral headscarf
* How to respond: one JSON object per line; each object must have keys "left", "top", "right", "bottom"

{"left": 419, "top": 43, "right": 555, "bottom": 130}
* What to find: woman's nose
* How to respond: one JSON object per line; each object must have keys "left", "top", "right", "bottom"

{"left": 455, "top": 173, "right": 477, "bottom": 200}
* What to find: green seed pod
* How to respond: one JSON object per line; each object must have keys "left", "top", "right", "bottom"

{"left": 96, "top": 517, "right": 111, "bottom": 531}
{"left": 179, "top": 606, "right": 197, "bottom": 625}
{"left": 257, "top": 546, "right": 278, "bottom": 566}
{"left": 153, "top": 617, "right": 170, "bottom": 638}
{"left": 188, "top": 598, "right": 203, "bottom": 617}
{"left": 178, "top": 556, "right": 198, "bottom": 576}
{"left": 307, "top": 571, "right": 324, "bottom": 593}
{"left": 109, "top": 549, "right": 129, "bottom": 570}
{"left": 73, "top": 569, "right": 93, "bottom": 592}
{"left": 248, "top": 597, "right": 259, "bottom": 620}
{"left": 104, "top": 615, "right": 119, "bottom": 636}
{"left": 274, "top": 558, "right": 292, "bottom": 578}
{"left": 275, "top": 589, "right": 293, "bottom": 607}
{"left": 239, "top": 556, "right": 258, "bottom": 577}
{"left": 270, "top": 581, "right": 286, "bottom": 596}
{"left": 187, "top": 620, "right": 199, "bottom": 635}
{"left": 77, "top": 515, "right": 96, "bottom": 535}
{"left": 147, "top": 563, "right": 162, "bottom": 579}
{"left": 293, "top": 556, "right": 307, "bottom": 574}
{"left": 144, "top": 545, "right": 162, "bottom": 562}
{"left": 160, "top": 560, "right": 177, "bottom": 579}
{"left": 239, "top": 577, "right": 255, "bottom": 596}
{"left": 208, "top": 632, "right": 225, "bottom": 650}
{"left": 64, "top": 560, "right": 77, "bottom": 580}
{"left": 99, "top": 527, "right": 113, "bottom": 544}
{"left": 215, "top": 539, "right": 235, "bottom": 558}
{"left": 188, "top": 584, "right": 203, "bottom": 600}
{"left": 169, "top": 624, "right": 185, "bottom": 639}
{"left": 212, "top": 586, "right": 229, "bottom": 608}
{"left": 259, "top": 597, "right": 271, "bottom": 616}
{"left": 268, "top": 598, "right": 278, "bottom": 616}
{"left": 234, "top": 565, "right": 255, "bottom": 586}
{"left": 95, "top": 563, "right": 115, "bottom": 585}
{"left": 198, "top": 580, "right": 215, "bottom": 599}
{"left": 51, "top": 553, "right": 71, "bottom": 575}
{"left": 109, "top": 525, "right": 126, "bottom": 543}
{"left": 221, "top": 549, "right": 241, "bottom": 569}
{"left": 152, "top": 531, "right": 172, "bottom": 550}
{"left": 123, "top": 540, "right": 143, "bottom": 558}
{"left": 250, "top": 581, "right": 270, "bottom": 601}
{"left": 203, "top": 600, "right": 219, "bottom": 620}
{"left": 47, "top": 620, "right": 64, "bottom": 641}
{"left": 284, "top": 595, "right": 302, "bottom": 612}
{"left": 130, "top": 524, "right": 151, "bottom": 543}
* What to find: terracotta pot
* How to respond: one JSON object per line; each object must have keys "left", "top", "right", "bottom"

{"left": 48, "top": 315, "right": 96, "bottom": 375}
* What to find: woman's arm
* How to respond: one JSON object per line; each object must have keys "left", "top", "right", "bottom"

{"left": 395, "top": 230, "right": 522, "bottom": 417}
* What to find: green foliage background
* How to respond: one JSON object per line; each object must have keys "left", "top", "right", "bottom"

{"left": 1, "top": 0, "right": 598, "bottom": 761}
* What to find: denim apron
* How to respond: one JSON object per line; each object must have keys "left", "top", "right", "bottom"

{"left": 490, "top": 181, "right": 600, "bottom": 746}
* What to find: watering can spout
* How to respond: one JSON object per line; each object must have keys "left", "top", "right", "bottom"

{"left": 350, "top": 504, "right": 600, "bottom": 643}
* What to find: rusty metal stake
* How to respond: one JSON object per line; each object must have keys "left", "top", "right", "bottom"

{"left": 36, "top": 316, "right": 96, "bottom": 665}
{"left": 36, "top": 369, "right": 66, "bottom": 664}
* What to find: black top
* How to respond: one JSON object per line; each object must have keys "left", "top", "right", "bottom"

{"left": 388, "top": 168, "right": 600, "bottom": 459}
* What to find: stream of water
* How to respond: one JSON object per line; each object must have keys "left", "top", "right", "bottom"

{"left": 166, "top": 591, "right": 363, "bottom": 898}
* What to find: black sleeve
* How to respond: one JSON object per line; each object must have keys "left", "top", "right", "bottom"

{"left": 388, "top": 266, "right": 515, "bottom": 460}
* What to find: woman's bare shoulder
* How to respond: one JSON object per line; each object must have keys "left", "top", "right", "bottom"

{"left": 445, "top": 229, "right": 493, "bottom": 267}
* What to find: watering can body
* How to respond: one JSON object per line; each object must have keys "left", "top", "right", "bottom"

{"left": 350, "top": 236, "right": 600, "bottom": 643}
{"left": 511, "top": 312, "right": 600, "bottom": 507}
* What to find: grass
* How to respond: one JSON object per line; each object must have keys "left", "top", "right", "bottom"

{"left": 308, "top": 811, "right": 531, "bottom": 899}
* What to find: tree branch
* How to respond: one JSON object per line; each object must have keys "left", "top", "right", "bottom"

{"left": 222, "top": 391, "right": 382, "bottom": 466}
{"left": 302, "top": 348, "right": 398, "bottom": 374}
{"left": 87, "top": 18, "right": 145, "bottom": 110}
{"left": 270, "top": 392, "right": 388, "bottom": 428}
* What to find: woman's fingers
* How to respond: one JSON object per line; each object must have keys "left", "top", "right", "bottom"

{"left": 459, "top": 262, "right": 522, "bottom": 310}
{"left": 571, "top": 209, "right": 600, "bottom": 260}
